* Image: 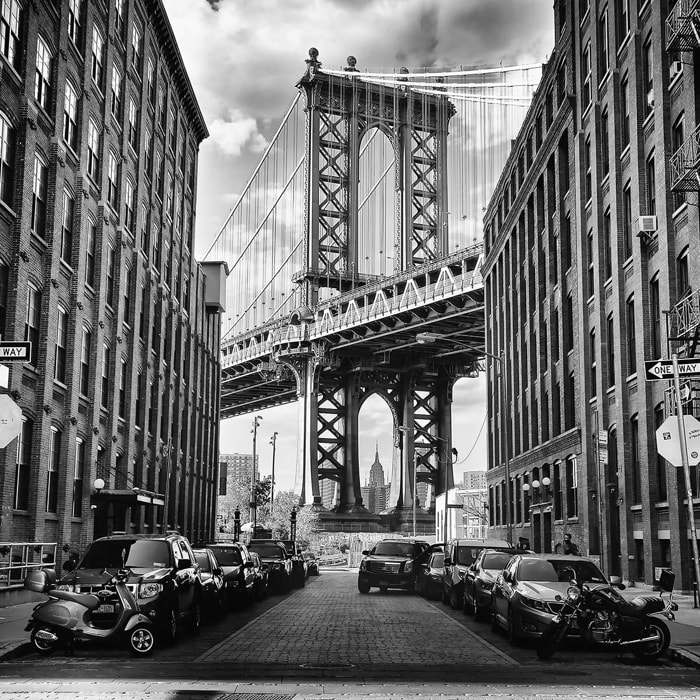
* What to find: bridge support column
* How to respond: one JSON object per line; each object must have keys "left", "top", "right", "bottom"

{"left": 297, "top": 358, "right": 322, "bottom": 508}
{"left": 335, "top": 373, "right": 365, "bottom": 513}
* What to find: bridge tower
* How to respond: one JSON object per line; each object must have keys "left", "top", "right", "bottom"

{"left": 280, "top": 50, "right": 458, "bottom": 531}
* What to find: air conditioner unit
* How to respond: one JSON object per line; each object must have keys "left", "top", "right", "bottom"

{"left": 671, "top": 61, "right": 683, "bottom": 78}
{"left": 646, "top": 89, "right": 654, "bottom": 108}
{"left": 638, "top": 215, "right": 657, "bottom": 233}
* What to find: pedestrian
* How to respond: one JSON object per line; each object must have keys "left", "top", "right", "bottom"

{"left": 562, "top": 533, "right": 580, "bottom": 556}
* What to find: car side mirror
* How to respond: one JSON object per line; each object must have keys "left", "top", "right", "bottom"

{"left": 214, "top": 567, "right": 223, "bottom": 576}
{"left": 176, "top": 558, "right": 190, "bottom": 570}
{"left": 443, "top": 557, "right": 452, "bottom": 566}
{"left": 62, "top": 559, "right": 76, "bottom": 572}
{"left": 362, "top": 550, "right": 369, "bottom": 556}
{"left": 502, "top": 571, "right": 512, "bottom": 583}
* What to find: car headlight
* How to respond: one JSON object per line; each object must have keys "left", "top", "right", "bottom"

{"left": 271, "top": 562, "right": 282, "bottom": 570}
{"left": 55, "top": 584, "right": 76, "bottom": 592}
{"left": 520, "top": 595, "right": 549, "bottom": 613}
{"left": 566, "top": 585, "right": 581, "bottom": 602}
{"left": 479, "top": 580, "right": 493, "bottom": 591}
{"left": 404, "top": 561, "right": 413, "bottom": 573}
{"left": 138, "top": 582, "right": 163, "bottom": 599}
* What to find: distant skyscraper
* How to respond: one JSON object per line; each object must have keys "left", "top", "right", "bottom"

{"left": 463, "top": 471, "right": 487, "bottom": 490}
{"left": 362, "top": 445, "right": 389, "bottom": 514}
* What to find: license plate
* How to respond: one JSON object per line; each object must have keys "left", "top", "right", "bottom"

{"left": 97, "top": 604, "right": 115, "bottom": 614}
{"left": 379, "top": 581, "right": 390, "bottom": 587}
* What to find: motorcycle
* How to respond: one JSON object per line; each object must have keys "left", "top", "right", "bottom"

{"left": 536, "top": 568, "right": 678, "bottom": 662}
{"left": 24, "top": 567, "right": 156, "bottom": 656}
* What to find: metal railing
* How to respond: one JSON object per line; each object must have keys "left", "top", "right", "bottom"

{"left": 0, "top": 542, "right": 57, "bottom": 588}
{"left": 670, "top": 122, "right": 700, "bottom": 192}
{"left": 667, "top": 0, "right": 700, "bottom": 51}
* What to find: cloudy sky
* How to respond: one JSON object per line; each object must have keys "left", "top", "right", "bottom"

{"left": 162, "top": 0, "right": 555, "bottom": 493}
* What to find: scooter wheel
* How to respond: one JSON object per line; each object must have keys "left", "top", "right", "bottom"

{"left": 129, "top": 625, "right": 156, "bottom": 656}
{"left": 31, "top": 627, "right": 58, "bottom": 654}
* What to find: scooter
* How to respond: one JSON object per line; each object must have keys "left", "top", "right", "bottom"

{"left": 24, "top": 567, "right": 156, "bottom": 656}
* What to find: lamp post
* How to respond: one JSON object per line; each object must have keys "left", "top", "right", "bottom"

{"left": 416, "top": 332, "right": 512, "bottom": 545}
{"left": 250, "top": 415, "right": 263, "bottom": 534}
{"left": 269, "top": 431, "right": 278, "bottom": 518}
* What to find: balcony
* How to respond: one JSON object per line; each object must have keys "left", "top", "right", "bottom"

{"left": 671, "top": 122, "right": 700, "bottom": 192}
{"left": 667, "top": 0, "right": 700, "bottom": 52}
{"left": 668, "top": 288, "right": 700, "bottom": 356}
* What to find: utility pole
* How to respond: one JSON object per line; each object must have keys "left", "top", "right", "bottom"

{"left": 270, "top": 431, "right": 278, "bottom": 517}
{"left": 250, "top": 415, "right": 263, "bottom": 534}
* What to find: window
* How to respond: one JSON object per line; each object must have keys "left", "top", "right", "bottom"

{"left": 34, "top": 36, "right": 52, "bottom": 111}
{"left": 650, "top": 276, "right": 661, "bottom": 358}
{"left": 168, "top": 108, "right": 176, "bottom": 152}
{"left": 631, "top": 415, "right": 640, "bottom": 504}
{"left": 158, "top": 86, "right": 167, "bottom": 131}
{"left": 655, "top": 404, "right": 668, "bottom": 502}
{"left": 566, "top": 456, "right": 578, "bottom": 518}
{"left": 140, "top": 203, "right": 149, "bottom": 252}
{"left": 677, "top": 249, "right": 690, "bottom": 301}
{"left": 63, "top": 82, "right": 78, "bottom": 151}
{"left": 130, "top": 22, "right": 142, "bottom": 72}
{"left": 114, "top": 0, "right": 124, "bottom": 40}
{"left": 154, "top": 152, "right": 163, "bottom": 197}
{"left": 101, "top": 342, "right": 110, "bottom": 408}
{"left": 643, "top": 38, "right": 653, "bottom": 117}
{"left": 582, "top": 41, "right": 591, "bottom": 109}
{"left": 87, "top": 119, "right": 100, "bottom": 180}
{"left": 72, "top": 437, "right": 85, "bottom": 518}
{"left": 589, "top": 329, "right": 597, "bottom": 396}
{"left": 163, "top": 238, "right": 171, "bottom": 284}
{"left": 110, "top": 64, "right": 122, "bottom": 118}
{"left": 54, "top": 305, "right": 68, "bottom": 383}
{"left": 147, "top": 57, "right": 156, "bottom": 105}
{"left": 0, "top": 112, "right": 15, "bottom": 207}
{"left": 106, "top": 243, "right": 115, "bottom": 307}
{"left": 603, "top": 208, "right": 612, "bottom": 279}
{"left": 580, "top": 0, "right": 590, "bottom": 19}
{"left": 598, "top": 7, "right": 609, "bottom": 78}
{"left": 79, "top": 327, "right": 91, "bottom": 395}
{"left": 85, "top": 216, "right": 96, "bottom": 287}
{"left": 646, "top": 155, "right": 656, "bottom": 215}
{"left": 621, "top": 76, "right": 630, "bottom": 148}
{"left": 672, "top": 114, "right": 685, "bottom": 211}
{"left": 124, "top": 178, "right": 135, "bottom": 232}
{"left": 128, "top": 98, "right": 139, "bottom": 150}
{"left": 60, "top": 189, "right": 74, "bottom": 264}
{"left": 123, "top": 263, "right": 132, "bottom": 326}
{"left": 1, "top": 0, "right": 21, "bottom": 69}
{"left": 118, "top": 358, "right": 127, "bottom": 418}
{"left": 107, "top": 151, "right": 119, "bottom": 210}
{"left": 587, "top": 230, "right": 594, "bottom": 297}
{"left": 626, "top": 295, "right": 636, "bottom": 374}
{"left": 601, "top": 109, "right": 609, "bottom": 177}
{"left": 31, "top": 155, "right": 47, "bottom": 237}
{"left": 46, "top": 426, "right": 61, "bottom": 513}
{"left": 67, "top": 0, "right": 81, "bottom": 46}
{"left": 584, "top": 136, "right": 592, "bottom": 201}
{"left": 139, "top": 285, "right": 147, "bottom": 339}
{"left": 0, "top": 261, "right": 7, "bottom": 336}
{"left": 90, "top": 25, "right": 104, "bottom": 88}
{"left": 135, "top": 369, "right": 144, "bottom": 429}
{"left": 622, "top": 182, "right": 632, "bottom": 259}
{"left": 144, "top": 128, "right": 153, "bottom": 177}
{"left": 166, "top": 172, "right": 174, "bottom": 218}
{"left": 616, "top": 0, "right": 629, "bottom": 47}
{"left": 607, "top": 313, "right": 615, "bottom": 388}
{"left": 14, "top": 417, "right": 32, "bottom": 510}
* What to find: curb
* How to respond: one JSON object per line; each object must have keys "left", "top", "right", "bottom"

{"left": 0, "top": 641, "right": 31, "bottom": 662}
{"left": 668, "top": 646, "right": 700, "bottom": 669}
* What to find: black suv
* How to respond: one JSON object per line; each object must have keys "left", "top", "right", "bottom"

{"left": 247, "top": 539, "right": 293, "bottom": 593}
{"left": 278, "top": 540, "right": 307, "bottom": 588}
{"left": 57, "top": 533, "right": 202, "bottom": 643}
{"left": 203, "top": 542, "right": 257, "bottom": 609}
{"left": 358, "top": 538, "right": 430, "bottom": 594}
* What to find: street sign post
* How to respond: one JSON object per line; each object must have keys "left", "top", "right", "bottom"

{"left": 0, "top": 341, "right": 30, "bottom": 362}
{"left": 645, "top": 358, "right": 700, "bottom": 380}
{"left": 0, "top": 394, "right": 22, "bottom": 448}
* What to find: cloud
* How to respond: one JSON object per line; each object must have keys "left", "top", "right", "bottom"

{"left": 208, "top": 110, "right": 268, "bottom": 157}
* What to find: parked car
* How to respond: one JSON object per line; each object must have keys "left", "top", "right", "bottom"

{"left": 463, "top": 548, "right": 519, "bottom": 620}
{"left": 57, "top": 533, "right": 202, "bottom": 644}
{"left": 490, "top": 553, "right": 609, "bottom": 645}
{"left": 442, "top": 538, "right": 512, "bottom": 609}
{"left": 248, "top": 551, "right": 269, "bottom": 600}
{"left": 247, "top": 540, "right": 293, "bottom": 593}
{"left": 193, "top": 548, "right": 225, "bottom": 618}
{"left": 415, "top": 550, "right": 445, "bottom": 600}
{"left": 304, "top": 552, "right": 320, "bottom": 576}
{"left": 278, "top": 540, "right": 307, "bottom": 588}
{"left": 203, "top": 542, "right": 256, "bottom": 609}
{"left": 357, "top": 538, "right": 430, "bottom": 594}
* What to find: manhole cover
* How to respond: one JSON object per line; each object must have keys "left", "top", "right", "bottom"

{"left": 298, "top": 662, "right": 355, "bottom": 670}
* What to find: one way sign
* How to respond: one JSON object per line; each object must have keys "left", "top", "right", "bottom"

{"left": 645, "top": 358, "right": 700, "bottom": 381}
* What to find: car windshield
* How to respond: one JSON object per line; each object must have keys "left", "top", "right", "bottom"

{"left": 455, "top": 546, "right": 481, "bottom": 566}
{"left": 373, "top": 542, "right": 415, "bottom": 557}
{"left": 79, "top": 540, "right": 172, "bottom": 570}
{"left": 248, "top": 543, "right": 284, "bottom": 559}
{"left": 518, "top": 558, "right": 607, "bottom": 583}
{"left": 194, "top": 552, "right": 211, "bottom": 571}
{"left": 210, "top": 548, "right": 242, "bottom": 566}
{"left": 430, "top": 553, "right": 444, "bottom": 568}
{"left": 482, "top": 552, "right": 512, "bottom": 570}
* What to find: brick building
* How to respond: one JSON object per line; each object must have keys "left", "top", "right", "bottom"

{"left": 0, "top": 0, "right": 222, "bottom": 567}
{"left": 483, "top": 0, "right": 700, "bottom": 588}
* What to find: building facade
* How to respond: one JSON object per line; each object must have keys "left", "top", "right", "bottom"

{"left": 0, "top": 0, "right": 221, "bottom": 570}
{"left": 483, "top": 0, "right": 699, "bottom": 588}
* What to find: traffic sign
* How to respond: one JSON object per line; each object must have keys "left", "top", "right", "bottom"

{"left": 0, "top": 394, "right": 22, "bottom": 448}
{"left": 645, "top": 358, "right": 700, "bottom": 381}
{"left": 656, "top": 415, "right": 700, "bottom": 467}
{"left": 0, "top": 342, "right": 30, "bottom": 362}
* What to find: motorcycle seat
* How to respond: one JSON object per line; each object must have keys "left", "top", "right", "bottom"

{"left": 625, "top": 595, "right": 665, "bottom": 615}
{"left": 49, "top": 590, "right": 101, "bottom": 610}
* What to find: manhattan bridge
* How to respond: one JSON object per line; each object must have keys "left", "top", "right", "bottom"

{"left": 204, "top": 50, "right": 542, "bottom": 531}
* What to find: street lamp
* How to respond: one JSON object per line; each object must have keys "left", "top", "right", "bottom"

{"left": 269, "top": 432, "right": 278, "bottom": 518}
{"left": 415, "top": 332, "right": 512, "bottom": 545}
{"left": 250, "top": 415, "right": 263, "bottom": 534}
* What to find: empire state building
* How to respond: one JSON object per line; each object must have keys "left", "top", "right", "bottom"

{"left": 362, "top": 445, "right": 389, "bottom": 514}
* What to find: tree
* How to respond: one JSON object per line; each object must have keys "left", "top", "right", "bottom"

{"left": 261, "top": 490, "right": 319, "bottom": 544}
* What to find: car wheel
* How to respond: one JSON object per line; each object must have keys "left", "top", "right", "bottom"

{"left": 358, "top": 578, "right": 370, "bottom": 594}
{"left": 506, "top": 607, "right": 521, "bottom": 646}
{"left": 129, "top": 624, "right": 156, "bottom": 656}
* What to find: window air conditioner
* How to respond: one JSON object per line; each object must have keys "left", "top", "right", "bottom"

{"left": 638, "top": 215, "right": 657, "bottom": 233}
{"left": 671, "top": 61, "right": 683, "bottom": 78}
